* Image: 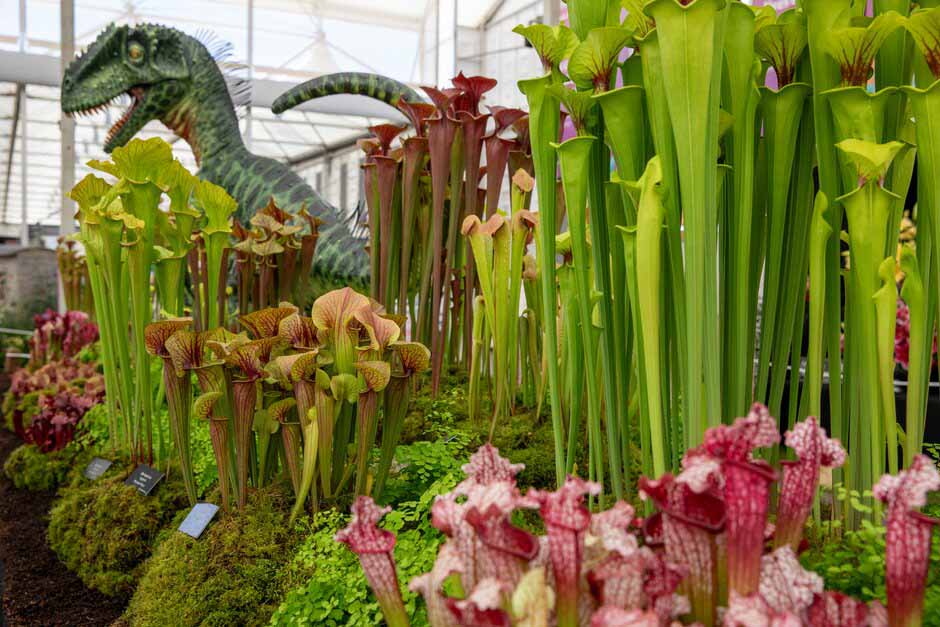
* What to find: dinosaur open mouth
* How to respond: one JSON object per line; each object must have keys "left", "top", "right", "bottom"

{"left": 104, "top": 86, "right": 146, "bottom": 146}
{"left": 64, "top": 85, "right": 147, "bottom": 147}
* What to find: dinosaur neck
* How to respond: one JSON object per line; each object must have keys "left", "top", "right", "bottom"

{"left": 161, "top": 43, "right": 246, "bottom": 166}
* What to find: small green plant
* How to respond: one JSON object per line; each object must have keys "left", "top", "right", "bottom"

{"left": 801, "top": 519, "right": 940, "bottom": 625}
{"left": 270, "top": 476, "right": 455, "bottom": 626}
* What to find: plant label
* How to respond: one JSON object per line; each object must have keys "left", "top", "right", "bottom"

{"left": 83, "top": 457, "right": 112, "bottom": 481}
{"left": 124, "top": 464, "right": 164, "bottom": 496}
{"left": 178, "top": 503, "right": 219, "bottom": 539}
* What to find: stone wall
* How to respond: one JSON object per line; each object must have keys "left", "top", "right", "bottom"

{"left": 0, "top": 247, "right": 58, "bottom": 316}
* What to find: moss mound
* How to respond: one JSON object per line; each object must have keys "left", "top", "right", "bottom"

{"left": 2, "top": 443, "right": 88, "bottom": 492}
{"left": 124, "top": 485, "right": 314, "bottom": 627}
{"left": 47, "top": 461, "right": 190, "bottom": 598}
{"left": 401, "top": 367, "right": 579, "bottom": 490}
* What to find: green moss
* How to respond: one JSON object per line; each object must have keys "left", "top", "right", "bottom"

{"left": 47, "top": 461, "right": 190, "bottom": 598}
{"left": 124, "top": 485, "right": 314, "bottom": 627}
{"left": 400, "top": 368, "right": 576, "bottom": 490}
{"left": 2, "top": 443, "right": 89, "bottom": 492}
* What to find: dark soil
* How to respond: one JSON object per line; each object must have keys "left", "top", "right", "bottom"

{"left": 0, "top": 429, "right": 125, "bottom": 626}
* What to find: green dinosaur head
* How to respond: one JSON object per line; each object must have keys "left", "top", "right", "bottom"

{"left": 62, "top": 24, "right": 191, "bottom": 153}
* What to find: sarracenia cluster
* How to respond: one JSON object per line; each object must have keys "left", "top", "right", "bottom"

{"left": 509, "top": 0, "right": 940, "bottom": 530}
{"left": 148, "top": 288, "right": 427, "bottom": 518}
{"left": 357, "top": 77, "right": 536, "bottom": 416}
{"left": 341, "top": 408, "right": 939, "bottom": 627}
{"left": 69, "top": 137, "right": 234, "bottom": 464}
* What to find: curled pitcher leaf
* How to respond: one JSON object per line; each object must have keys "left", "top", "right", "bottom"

{"left": 369, "top": 123, "right": 407, "bottom": 154}
{"left": 757, "top": 547, "right": 824, "bottom": 618}
{"left": 355, "top": 360, "right": 391, "bottom": 393}
{"left": 390, "top": 341, "right": 431, "bottom": 376}
{"left": 355, "top": 307, "right": 401, "bottom": 357}
{"left": 193, "top": 178, "right": 237, "bottom": 236}
{"left": 144, "top": 318, "right": 193, "bottom": 357}
{"left": 823, "top": 13, "right": 906, "bottom": 86}
{"left": 639, "top": 473, "right": 725, "bottom": 625}
{"left": 89, "top": 136, "right": 174, "bottom": 184}
{"left": 409, "top": 542, "right": 464, "bottom": 627}
{"left": 165, "top": 329, "right": 211, "bottom": 376}
{"left": 755, "top": 10, "right": 809, "bottom": 86}
{"left": 701, "top": 403, "right": 779, "bottom": 597}
{"left": 512, "top": 24, "right": 578, "bottom": 74}
{"left": 701, "top": 403, "right": 781, "bottom": 463}
{"left": 567, "top": 27, "right": 633, "bottom": 91}
{"left": 723, "top": 592, "right": 802, "bottom": 627}
{"left": 452, "top": 72, "right": 498, "bottom": 115}
{"left": 906, "top": 7, "right": 940, "bottom": 80}
{"left": 530, "top": 476, "right": 601, "bottom": 626}
{"left": 267, "top": 351, "right": 320, "bottom": 387}
{"left": 311, "top": 287, "right": 371, "bottom": 372}
{"left": 447, "top": 578, "right": 512, "bottom": 627}
{"left": 240, "top": 305, "right": 298, "bottom": 339}
{"left": 835, "top": 139, "right": 906, "bottom": 183}
{"left": 267, "top": 397, "right": 297, "bottom": 425}
{"left": 193, "top": 390, "right": 223, "bottom": 421}
{"left": 775, "top": 417, "right": 847, "bottom": 550}
{"left": 546, "top": 86, "right": 598, "bottom": 134}
{"left": 224, "top": 337, "right": 283, "bottom": 380}
{"left": 461, "top": 442, "right": 525, "bottom": 487}
{"left": 278, "top": 312, "right": 318, "bottom": 350}
{"left": 396, "top": 100, "right": 437, "bottom": 136}
{"left": 873, "top": 455, "right": 940, "bottom": 627}
{"left": 622, "top": 0, "right": 655, "bottom": 39}
{"left": 335, "top": 496, "right": 410, "bottom": 627}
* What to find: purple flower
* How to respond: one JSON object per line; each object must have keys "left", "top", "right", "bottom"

{"left": 774, "top": 417, "right": 846, "bottom": 551}
{"left": 446, "top": 578, "right": 511, "bottom": 627}
{"left": 529, "top": 476, "right": 601, "bottom": 627}
{"left": 873, "top": 455, "right": 940, "bottom": 627}
{"left": 701, "top": 404, "right": 780, "bottom": 597}
{"left": 640, "top": 473, "right": 725, "bottom": 625}
{"left": 335, "top": 496, "right": 410, "bottom": 627}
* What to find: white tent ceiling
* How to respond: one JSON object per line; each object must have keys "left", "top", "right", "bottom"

{"left": 0, "top": 0, "right": 509, "bottom": 230}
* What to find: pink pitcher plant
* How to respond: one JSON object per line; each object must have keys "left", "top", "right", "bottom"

{"left": 336, "top": 405, "right": 938, "bottom": 626}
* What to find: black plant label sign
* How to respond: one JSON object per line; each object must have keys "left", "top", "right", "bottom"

{"left": 83, "top": 457, "right": 112, "bottom": 481}
{"left": 178, "top": 503, "right": 219, "bottom": 539}
{"left": 124, "top": 464, "right": 165, "bottom": 496}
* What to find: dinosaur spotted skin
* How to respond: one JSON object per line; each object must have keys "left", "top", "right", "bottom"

{"left": 61, "top": 23, "right": 422, "bottom": 285}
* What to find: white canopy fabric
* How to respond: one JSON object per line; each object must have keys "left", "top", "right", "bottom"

{"left": 0, "top": 0, "right": 492, "bottom": 228}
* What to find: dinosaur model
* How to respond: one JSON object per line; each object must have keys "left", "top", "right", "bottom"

{"left": 60, "top": 23, "right": 422, "bottom": 284}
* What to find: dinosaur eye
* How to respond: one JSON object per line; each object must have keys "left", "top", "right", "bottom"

{"left": 128, "top": 41, "right": 145, "bottom": 62}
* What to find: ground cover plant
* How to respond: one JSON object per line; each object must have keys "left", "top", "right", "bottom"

{"left": 123, "top": 485, "right": 316, "bottom": 627}
{"left": 47, "top": 459, "right": 190, "bottom": 598}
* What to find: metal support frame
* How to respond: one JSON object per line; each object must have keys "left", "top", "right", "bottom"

{"left": 245, "top": 0, "right": 254, "bottom": 149}
{"left": 59, "top": 0, "right": 76, "bottom": 311}
{"left": 544, "top": 0, "right": 560, "bottom": 25}
{"left": 18, "top": 0, "right": 28, "bottom": 246}
{"left": 0, "top": 87, "right": 21, "bottom": 224}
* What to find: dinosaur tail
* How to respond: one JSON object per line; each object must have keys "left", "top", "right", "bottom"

{"left": 271, "top": 72, "right": 423, "bottom": 114}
